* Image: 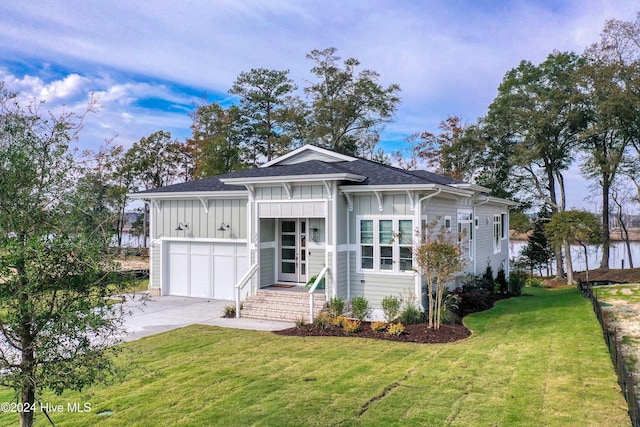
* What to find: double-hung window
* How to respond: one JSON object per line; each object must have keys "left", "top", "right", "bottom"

{"left": 358, "top": 217, "right": 413, "bottom": 273}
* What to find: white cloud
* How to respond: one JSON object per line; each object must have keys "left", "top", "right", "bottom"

{"left": 0, "top": 0, "right": 638, "bottom": 207}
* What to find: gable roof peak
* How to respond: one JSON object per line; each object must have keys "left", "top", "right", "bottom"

{"left": 259, "top": 144, "right": 357, "bottom": 168}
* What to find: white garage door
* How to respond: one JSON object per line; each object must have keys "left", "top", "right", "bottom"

{"left": 165, "top": 241, "right": 246, "bottom": 300}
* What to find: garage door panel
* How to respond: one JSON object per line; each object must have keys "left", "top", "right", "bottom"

{"left": 168, "top": 252, "right": 189, "bottom": 296}
{"left": 214, "top": 255, "right": 235, "bottom": 300}
{"left": 190, "top": 253, "right": 212, "bottom": 298}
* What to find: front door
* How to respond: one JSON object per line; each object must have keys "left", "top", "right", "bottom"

{"left": 279, "top": 219, "right": 307, "bottom": 283}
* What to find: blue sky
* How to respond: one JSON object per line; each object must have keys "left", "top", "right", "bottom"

{"left": 1, "top": 0, "right": 638, "bottom": 209}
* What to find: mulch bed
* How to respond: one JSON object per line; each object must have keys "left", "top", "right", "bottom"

{"left": 274, "top": 322, "right": 471, "bottom": 344}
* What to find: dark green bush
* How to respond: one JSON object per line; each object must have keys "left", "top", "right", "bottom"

{"left": 496, "top": 267, "right": 508, "bottom": 294}
{"left": 508, "top": 271, "right": 526, "bottom": 295}
{"left": 398, "top": 304, "right": 423, "bottom": 325}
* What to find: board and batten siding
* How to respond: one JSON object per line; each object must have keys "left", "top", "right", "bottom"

{"left": 154, "top": 198, "right": 248, "bottom": 240}
{"left": 150, "top": 241, "right": 161, "bottom": 290}
{"left": 255, "top": 184, "right": 327, "bottom": 201}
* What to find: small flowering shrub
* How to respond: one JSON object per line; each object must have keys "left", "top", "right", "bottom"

{"left": 342, "top": 318, "right": 361, "bottom": 333}
{"left": 387, "top": 323, "right": 406, "bottom": 336}
{"left": 371, "top": 321, "right": 387, "bottom": 332}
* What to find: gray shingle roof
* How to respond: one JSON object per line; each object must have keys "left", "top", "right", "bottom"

{"left": 133, "top": 157, "right": 465, "bottom": 195}
{"left": 134, "top": 176, "right": 244, "bottom": 194}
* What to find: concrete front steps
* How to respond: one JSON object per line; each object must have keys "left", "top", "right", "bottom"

{"left": 240, "top": 286, "right": 327, "bottom": 322}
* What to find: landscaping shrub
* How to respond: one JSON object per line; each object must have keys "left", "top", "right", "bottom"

{"left": 481, "top": 264, "right": 496, "bottom": 294}
{"left": 350, "top": 296, "right": 371, "bottom": 321}
{"left": 371, "top": 321, "right": 387, "bottom": 332}
{"left": 526, "top": 276, "right": 544, "bottom": 288}
{"left": 440, "top": 291, "right": 461, "bottom": 325}
{"left": 398, "top": 304, "right": 423, "bottom": 325}
{"left": 342, "top": 318, "right": 361, "bottom": 333}
{"left": 508, "top": 271, "right": 526, "bottom": 296}
{"left": 387, "top": 323, "right": 406, "bottom": 336}
{"left": 381, "top": 295, "right": 401, "bottom": 323}
{"left": 327, "top": 296, "right": 345, "bottom": 317}
{"left": 496, "top": 267, "right": 508, "bottom": 294}
{"left": 223, "top": 304, "right": 236, "bottom": 318}
{"left": 295, "top": 318, "right": 307, "bottom": 328}
{"left": 314, "top": 312, "right": 332, "bottom": 330}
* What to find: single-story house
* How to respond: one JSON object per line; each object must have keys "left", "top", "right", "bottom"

{"left": 132, "top": 144, "right": 516, "bottom": 321}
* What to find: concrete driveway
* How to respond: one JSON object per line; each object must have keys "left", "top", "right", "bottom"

{"left": 119, "top": 293, "right": 294, "bottom": 342}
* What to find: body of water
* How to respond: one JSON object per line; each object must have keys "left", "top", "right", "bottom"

{"left": 511, "top": 240, "right": 640, "bottom": 272}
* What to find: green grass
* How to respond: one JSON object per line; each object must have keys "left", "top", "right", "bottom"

{"left": 0, "top": 287, "right": 629, "bottom": 426}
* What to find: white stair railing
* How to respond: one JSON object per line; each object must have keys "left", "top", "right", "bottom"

{"left": 308, "top": 266, "right": 328, "bottom": 323}
{"left": 235, "top": 264, "right": 259, "bottom": 319}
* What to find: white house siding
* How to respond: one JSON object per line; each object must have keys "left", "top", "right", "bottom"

{"left": 336, "top": 250, "right": 349, "bottom": 299}
{"left": 150, "top": 241, "right": 161, "bottom": 291}
{"left": 153, "top": 199, "right": 247, "bottom": 240}
{"left": 349, "top": 253, "right": 415, "bottom": 307}
{"left": 473, "top": 202, "right": 510, "bottom": 276}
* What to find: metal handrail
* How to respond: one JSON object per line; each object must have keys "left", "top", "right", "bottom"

{"left": 235, "top": 263, "right": 259, "bottom": 318}
{"left": 308, "top": 266, "right": 328, "bottom": 323}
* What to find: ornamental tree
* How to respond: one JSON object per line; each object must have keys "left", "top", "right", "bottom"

{"left": 413, "top": 222, "right": 467, "bottom": 329}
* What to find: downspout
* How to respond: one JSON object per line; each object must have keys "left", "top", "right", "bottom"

{"left": 415, "top": 188, "right": 442, "bottom": 310}
{"left": 346, "top": 197, "right": 351, "bottom": 300}
{"left": 473, "top": 195, "right": 490, "bottom": 275}
{"left": 147, "top": 199, "right": 155, "bottom": 294}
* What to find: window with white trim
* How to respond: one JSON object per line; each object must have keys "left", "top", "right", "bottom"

{"left": 501, "top": 213, "right": 507, "bottom": 239}
{"left": 357, "top": 217, "right": 413, "bottom": 273}
{"left": 493, "top": 214, "right": 501, "bottom": 253}
{"left": 360, "top": 220, "right": 374, "bottom": 269}
{"left": 457, "top": 210, "right": 473, "bottom": 260}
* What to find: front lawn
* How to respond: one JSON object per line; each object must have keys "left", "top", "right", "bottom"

{"left": 0, "top": 287, "right": 629, "bottom": 426}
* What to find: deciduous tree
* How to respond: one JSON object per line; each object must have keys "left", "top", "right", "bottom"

{"left": 0, "top": 84, "right": 127, "bottom": 427}
{"left": 413, "top": 222, "right": 466, "bottom": 329}
{"left": 545, "top": 210, "right": 602, "bottom": 284}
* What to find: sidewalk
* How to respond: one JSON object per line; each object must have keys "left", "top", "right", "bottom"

{"left": 119, "top": 293, "right": 295, "bottom": 342}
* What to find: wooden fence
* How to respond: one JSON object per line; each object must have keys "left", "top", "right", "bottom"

{"left": 579, "top": 282, "right": 640, "bottom": 427}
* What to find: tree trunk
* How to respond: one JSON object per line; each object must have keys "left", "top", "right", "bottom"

{"left": 600, "top": 176, "right": 611, "bottom": 269}
{"left": 581, "top": 243, "right": 590, "bottom": 284}
{"left": 564, "top": 240, "right": 574, "bottom": 285}
{"left": 19, "top": 291, "right": 35, "bottom": 427}
{"left": 619, "top": 208, "right": 634, "bottom": 268}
